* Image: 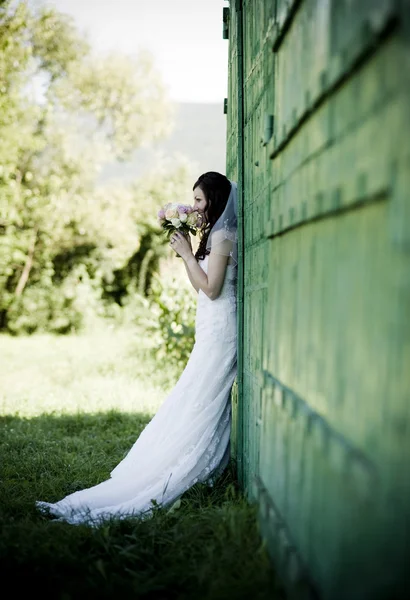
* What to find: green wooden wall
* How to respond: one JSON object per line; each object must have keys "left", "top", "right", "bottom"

{"left": 226, "top": 1, "right": 410, "bottom": 599}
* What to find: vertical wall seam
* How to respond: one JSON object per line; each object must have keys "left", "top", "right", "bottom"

{"left": 236, "top": 0, "right": 245, "bottom": 487}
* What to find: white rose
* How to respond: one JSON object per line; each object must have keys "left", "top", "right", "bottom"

{"left": 179, "top": 213, "right": 188, "bottom": 223}
{"left": 171, "top": 218, "right": 181, "bottom": 227}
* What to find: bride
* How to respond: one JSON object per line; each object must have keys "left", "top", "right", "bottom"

{"left": 36, "top": 171, "right": 238, "bottom": 525}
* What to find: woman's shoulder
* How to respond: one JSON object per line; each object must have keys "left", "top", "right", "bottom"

{"left": 210, "top": 229, "right": 226, "bottom": 242}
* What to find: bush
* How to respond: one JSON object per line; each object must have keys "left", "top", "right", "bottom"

{"left": 144, "top": 273, "right": 197, "bottom": 372}
{"left": 6, "top": 285, "right": 80, "bottom": 335}
{"left": 6, "top": 264, "right": 104, "bottom": 335}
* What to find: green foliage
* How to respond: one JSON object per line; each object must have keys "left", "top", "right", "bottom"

{"left": 50, "top": 50, "right": 174, "bottom": 159}
{"left": 101, "top": 159, "right": 195, "bottom": 303}
{"left": 0, "top": 0, "right": 194, "bottom": 334}
{"left": 145, "top": 274, "right": 197, "bottom": 372}
{"left": 6, "top": 282, "right": 82, "bottom": 335}
{"left": 5, "top": 263, "right": 105, "bottom": 335}
{"left": 30, "top": 4, "right": 90, "bottom": 79}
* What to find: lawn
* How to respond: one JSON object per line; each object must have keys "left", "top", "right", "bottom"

{"left": 0, "top": 326, "right": 285, "bottom": 599}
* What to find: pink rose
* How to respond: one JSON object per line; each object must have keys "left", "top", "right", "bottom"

{"left": 165, "top": 208, "right": 178, "bottom": 220}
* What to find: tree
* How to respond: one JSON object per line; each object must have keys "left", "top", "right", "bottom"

{"left": 0, "top": 0, "right": 185, "bottom": 333}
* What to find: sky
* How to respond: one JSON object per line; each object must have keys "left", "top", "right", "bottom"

{"left": 32, "top": 0, "right": 229, "bottom": 104}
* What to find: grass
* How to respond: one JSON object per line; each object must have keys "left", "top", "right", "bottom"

{"left": 0, "top": 325, "right": 285, "bottom": 600}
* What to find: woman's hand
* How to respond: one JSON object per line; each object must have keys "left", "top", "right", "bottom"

{"left": 170, "top": 231, "right": 193, "bottom": 261}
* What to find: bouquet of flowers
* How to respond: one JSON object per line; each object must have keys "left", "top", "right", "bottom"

{"left": 157, "top": 203, "right": 203, "bottom": 241}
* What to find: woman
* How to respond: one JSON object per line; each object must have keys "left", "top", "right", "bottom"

{"left": 36, "top": 171, "right": 238, "bottom": 525}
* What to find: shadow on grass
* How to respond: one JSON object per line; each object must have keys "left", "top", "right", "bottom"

{"left": 0, "top": 410, "right": 153, "bottom": 517}
{"left": 0, "top": 411, "right": 286, "bottom": 600}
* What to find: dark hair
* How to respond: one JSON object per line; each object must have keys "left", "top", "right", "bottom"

{"left": 193, "top": 171, "right": 232, "bottom": 262}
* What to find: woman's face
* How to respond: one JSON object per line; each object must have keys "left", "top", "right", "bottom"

{"left": 193, "top": 186, "right": 208, "bottom": 223}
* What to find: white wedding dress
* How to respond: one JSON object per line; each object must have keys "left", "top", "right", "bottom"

{"left": 36, "top": 255, "right": 237, "bottom": 525}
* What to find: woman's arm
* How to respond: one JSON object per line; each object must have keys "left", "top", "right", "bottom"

{"left": 183, "top": 260, "right": 199, "bottom": 293}
{"left": 184, "top": 252, "right": 229, "bottom": 300}
{"left": 170, "top": 230, "right": 230, "bottom": 300}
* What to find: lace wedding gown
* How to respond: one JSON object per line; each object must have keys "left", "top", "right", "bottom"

{"left": 36, "top": 255, "right": 237, "bottom": 525}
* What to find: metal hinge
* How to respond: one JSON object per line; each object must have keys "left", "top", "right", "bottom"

{"left": 222, "top": 7, "right": 230, "bottom": 39}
